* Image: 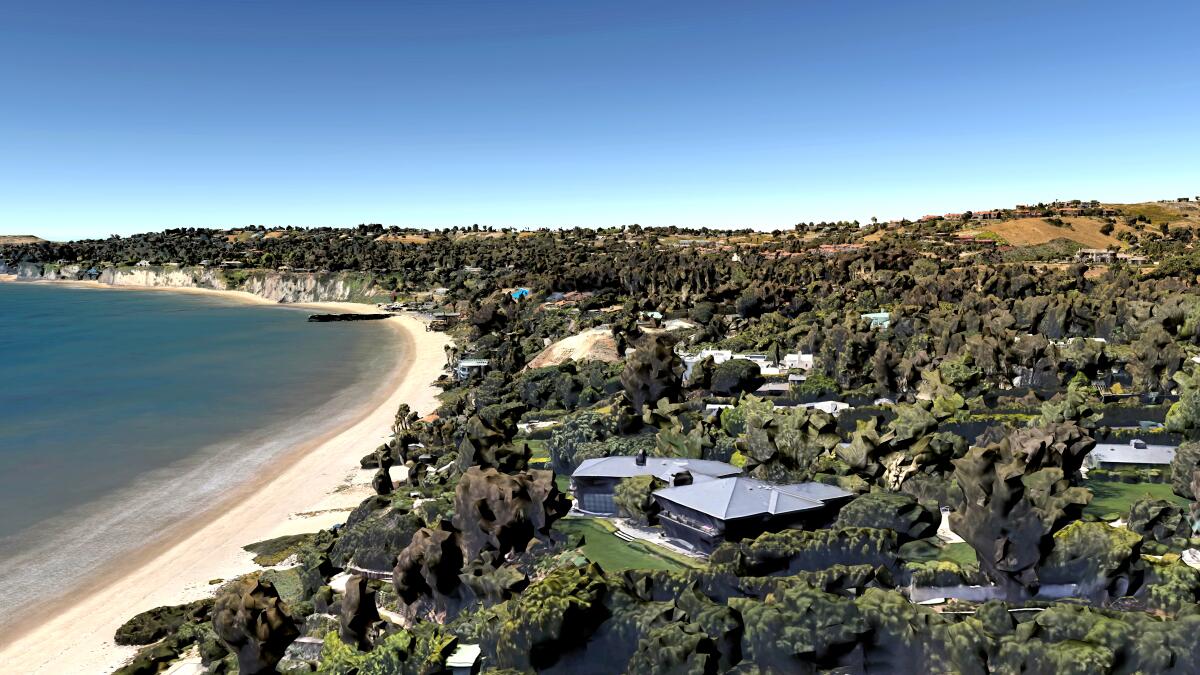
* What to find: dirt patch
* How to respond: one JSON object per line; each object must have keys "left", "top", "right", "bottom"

{"left": 526, "top": 327, "right": 620, "bottom": 369}
{"left": 376, "top": 234, "right": 430, "bottom": 244}
{"left": 971, "top": 217, "right": 1124, "bottom": 249}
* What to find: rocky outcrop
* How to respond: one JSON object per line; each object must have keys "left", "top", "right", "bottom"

{"left": 9, "top": 263, "right": 380, "bottom": 304}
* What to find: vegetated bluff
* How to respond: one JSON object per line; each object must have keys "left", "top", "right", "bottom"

{"left": 10, "top": 203, "right": 1200, "bottom": 673}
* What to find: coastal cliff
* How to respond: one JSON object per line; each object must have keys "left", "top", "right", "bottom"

{"left": 9, "top": 263, "right": 383, "bottom": 304}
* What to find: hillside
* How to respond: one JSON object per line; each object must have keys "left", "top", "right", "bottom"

{"left": 877, "top": 199, "right": 1200, "bottom": 250}
{"left": 0, "top": 235, "right": 47, "bottom": 245}
{"left": 525, "top": 327, "right": 620, "bottom": 369}
{"left": 1111, "top": 200, "right": 1200, "bottom": 226}
{"left": 968, "top": 217, "right": 1125, "bottom": 249}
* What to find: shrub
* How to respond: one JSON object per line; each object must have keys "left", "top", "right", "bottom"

{"left": 614, "top": 475, "right": 665, "bottom": 525}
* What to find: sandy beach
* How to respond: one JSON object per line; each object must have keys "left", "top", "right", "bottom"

{"left": 0, "top": 278, "right": 450, "bottom": 673}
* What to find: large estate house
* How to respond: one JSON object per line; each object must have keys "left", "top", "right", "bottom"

{"left": 653, "top": 478, "right": 854, "bottom": 553}
{"left": 570, "top": 454, "right": 742, "bottom": 515}
{"left": 568, "top": 453, "right": 854, "bottom": 554}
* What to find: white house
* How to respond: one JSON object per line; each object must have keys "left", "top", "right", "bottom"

{"left": 784, "top": 353, "right": 815, "bottom": 371}
{"left": 681, "top": 348, "right": 814, "bottom": 380}
{"left": 1086, "top": 439, "right": 1176, "bottom": 471}
{"left": 800, "top": 400, "right": 851, "bottom": 416}
{"left": 454, "top": 359, "right": 490, "bottom": 380}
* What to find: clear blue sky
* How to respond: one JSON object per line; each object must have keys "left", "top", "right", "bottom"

{"left": 2, "top": 2, "right": 1198, "bottom": 240}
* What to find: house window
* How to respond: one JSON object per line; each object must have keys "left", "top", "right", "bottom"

{"left": 579, "top": 492, "right": 616, "bottom": 514}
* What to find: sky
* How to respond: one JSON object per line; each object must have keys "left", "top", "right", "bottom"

{"left": 1, "top": 1, "right": 1199, "bottom": 240}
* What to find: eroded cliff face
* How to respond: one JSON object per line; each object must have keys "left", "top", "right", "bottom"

{"left": 237, "top": 272, "right": 376, "bottom": 304}
{"left": 8, "top": 263, "right": 380, "bottom": 304}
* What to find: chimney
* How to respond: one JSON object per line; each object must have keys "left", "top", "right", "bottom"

{"left": 672, "top": 470, "right": 693, "bottom": 487}
{"left": 635, "top": 449, "right": 647, "bottom": 466}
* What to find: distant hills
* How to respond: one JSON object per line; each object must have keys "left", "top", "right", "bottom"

{"left": 0, "top": 235, "right": 47, "bottom": 245}
{"left": 875, "top": 199, "right": 1200, "bottom": 250}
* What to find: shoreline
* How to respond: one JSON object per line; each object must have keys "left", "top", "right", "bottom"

{"left": 0, "top": 277, "right": 451, "bottom": 673}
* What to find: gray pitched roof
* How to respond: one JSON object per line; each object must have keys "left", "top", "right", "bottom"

{"left": 1090, "top": 440, "right": 1176, "bottom": 466}
{"left": 653, "top": 477, "right": 852, "bottom": 520}
{"left": 572, "top": 456, "right": 742, "bottom": 483}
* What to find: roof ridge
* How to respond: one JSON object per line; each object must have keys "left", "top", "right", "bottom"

{"left": 768, "top": 484, "right": 828, "bottom": 506}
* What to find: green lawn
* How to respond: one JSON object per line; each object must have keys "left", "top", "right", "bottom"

{"left": 553, "top": 517, "right": 701, "bottom": 572}
{"left": 938, "top": 542, "right": 978, "bottom": 569}
{"left": 525, "top": 438, "right": 549, "bottom": 462}
{"left": 555, "top": 473, "right": 571, "bottom": 496}
{"left": 1084, "top": 480, "right": 1186, "bottom": 519}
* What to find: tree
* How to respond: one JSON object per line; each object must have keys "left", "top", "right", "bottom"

{"left": 1167, "top": 369, "right": 1200, "bottom": 439}
{"left": 339, "top": 575, "right": 380, "bottom": 651}
{"left": 393, "top": 403, "right": 412, "bottom": 434}
{"left": 730, "top": 582, "right": 868, "bottom": 670}
{"left": 1127, "top": 498, "right": 1192, "bottom": 549}
{"left": 614, "top": 475, "right": 665, "bottom": 525}
{"left": 1171, "top": 442, "right": 1200, "bottom": 499}
{"left": 686, "top": 355, "right": 716, "bottom": 390}
{"left": 456, "top": 402, "right": 527, "bottom": 472}
{"left": 710, "top": 358, "right": 765, "bottom": 396}
{"left": 1038, "top": 521, "right": 1142, "bottom": 600}
{"left": 625, "top": 622, "right": 720, "bottom": 674}
{"left": 834, "top": 491, "right": 939, "bottom": 542}
{"left": 453, "top": 467, "right": 570, "bottom": 562}
{"left": 735, "top": 289, "right": 763, "bottom": 319}
{"left": 949, "top": 423, "right": 1094, "bottom": 599}
{"left": 620, "top": 334, "right": 683, "bottom": 413}
{"left": 736, "top": 407, "right": 841, "bottom": 482}
{"left": 211, "top": 578, "right": 299, "bottom": 675}
{"left": 1039, "top": 373, "right": 1101, "bottom": 428}
{"left": 689, "top": 301, "right": 716, "bottom": 324}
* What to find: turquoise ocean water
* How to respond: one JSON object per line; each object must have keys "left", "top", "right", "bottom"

{"left": 0, "top": 282, "right": 396, "bottom": 628}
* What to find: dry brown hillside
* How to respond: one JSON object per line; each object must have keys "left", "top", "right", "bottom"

{"left": 1110, "top": 200, "right": 1200, "bottom": 226}
{"left": 879, "top": 199, "right": 1200, "bottom": 249}
{"left": 968, "top": 217, "right": 1125, "bottom": 249}
{"left": 0, "top": 235, "right": 46, "bottom": 245}
{"left": 525, "top": 327, "right": 620, "bottom": 369}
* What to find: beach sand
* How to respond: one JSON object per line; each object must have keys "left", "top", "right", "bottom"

{"left": 0, "top": 279, "right": 450, "bottom": 673}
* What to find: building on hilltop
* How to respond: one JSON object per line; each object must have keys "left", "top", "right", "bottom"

{"left": 653, "top": 477, "right": 853, "bottom": 553}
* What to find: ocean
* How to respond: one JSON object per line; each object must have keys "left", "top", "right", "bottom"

{"left": 0, "top": 282, "right": 396, "bottom": 627}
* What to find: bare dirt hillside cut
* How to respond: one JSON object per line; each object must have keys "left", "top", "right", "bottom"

{"left": 969, "top": 217, "right": 1124, "bottom": 249}
{"left": 526, "top": 327, "right": 620, "bottom": 369}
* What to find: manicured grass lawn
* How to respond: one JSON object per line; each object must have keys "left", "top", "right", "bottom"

{"left": 1084, "top": 480, "right": 1187, "bottom": 519}
{"left": 553, "top": 517, "right": 701, "bottom": 573}
{"left": 938, "top": 542, "right": 978, "bottom": 569}
{"left": 525, "top": 438, "right": 549, "bottom": 462}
